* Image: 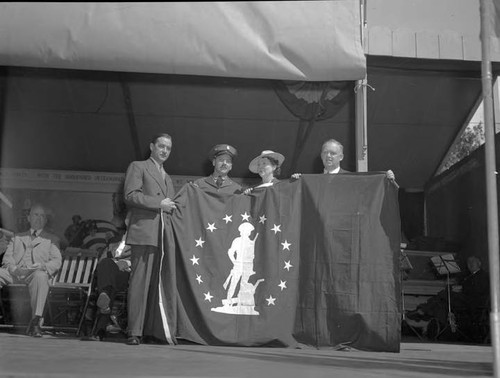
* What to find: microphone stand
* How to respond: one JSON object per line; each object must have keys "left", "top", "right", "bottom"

{"left": 435, "top": 255, "right": 469, "bottom": 340}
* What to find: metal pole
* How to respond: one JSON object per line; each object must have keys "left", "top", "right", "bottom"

{"left": 480, "top": 1, "right": 500, "bottom": 376}
{"left": 355, "top": 0, "right": 368, "bottom": 172}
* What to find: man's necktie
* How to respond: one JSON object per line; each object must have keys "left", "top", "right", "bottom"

{"left": 215, "top": 176, "right": 223, "bottom": 188}
{"left": 31, "top": 230, "right": 37, "bottom": 264}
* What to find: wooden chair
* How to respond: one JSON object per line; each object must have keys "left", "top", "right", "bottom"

{"left": 47, "top": 247, "right": 100, "bottom": 334}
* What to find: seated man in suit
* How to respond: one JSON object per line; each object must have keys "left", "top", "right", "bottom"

{"left": 0, "top": 229, "right": 11, "bottom": 259}
{"left": 0, "top": 204, "right": 62, "bottom": 337}
{"left": 193, "top": 144, "right": 242, "bottom": 194}
{"left": 84, "top": 216, "right": 131, "bottom": 341}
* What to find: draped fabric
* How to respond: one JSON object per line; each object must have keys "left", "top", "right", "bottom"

{"left": 273, "top": 81, "right": 354, "bottom": 122}
{"left": 145, "top": 174, "right": 401, "bottom": 352}
{"left": 0, "top": 2, "right": 366, "bottom": 81}
{"left": 272, "top": 80, "right": 355, "bottom": 174}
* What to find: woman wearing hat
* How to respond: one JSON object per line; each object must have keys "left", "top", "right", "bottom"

{"left": 243, "top": 150, "right": 285, "bottom": 194}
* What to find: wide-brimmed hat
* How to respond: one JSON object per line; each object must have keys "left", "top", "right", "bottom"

{"left": 208, "top": 144, "right": 237, "bottom": 160}
{"left": 248, "top": 150, "right": 285, "bottom": 173}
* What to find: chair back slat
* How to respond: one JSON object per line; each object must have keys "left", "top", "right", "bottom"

{"left": 66, "top": 259, "right": 77, "bottom": 284}
{"left": 56, "top": 258, "right": 70, "bottom": 284}
{"left": 53, "top": 248, "right": 99, "bottom": 287}
{"left": 82, "top": 258, "right": 94, "bottom": 284}
{"left": 74, "top": 258, "right": 85, "bottom": 284}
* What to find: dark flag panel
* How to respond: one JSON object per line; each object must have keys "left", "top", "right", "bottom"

{"left": 295, "top": 173, "right": 401, "bottom": 352}
{"left": 146, "top": 174, "right": 401, "bottom": 352}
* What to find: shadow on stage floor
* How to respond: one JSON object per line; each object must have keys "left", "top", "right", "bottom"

{"left": 0, "top": 329, "right": 493, "bottom": 378}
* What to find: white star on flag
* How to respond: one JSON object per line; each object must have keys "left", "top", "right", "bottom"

{"left": 190, "top": 255, "right": 200, "bottom": 265}
{"left": 281, "top": 240, "right": 291, "bottom": 251}
{"left": 266, "top": 295, "right": 276, "bottom": 306}
{"left": 259, "top": 215, "right": 267, "bottom": 224}
{"left": 206, "top": 223, "right": 217, "bottom": 232}
{"left": 223, "top": 214, "right": 233, "bottom": 223}
{"left": 284, "top": 260, "right": 293, "bottom": 271}
{"left": 271, "top": 224, "right": 281, "bottom": 234}
{"left": 195, "top": 237, "right": 205, "bottom": 247}
{"left": 278, "top": 280, "right": 287, "bottom": 291}
{"left": 241, "top": 212, "right": 250, "bottom": 221}
{"left": 204, "top": 292, "right": 213, "bottom": 302}
{"left": 196, "top": 275, "right": 203, "bottom": 284}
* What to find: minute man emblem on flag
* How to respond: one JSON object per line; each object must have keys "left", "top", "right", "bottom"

{"left": 189, "top": 205, "right": 295, "bottom": 316}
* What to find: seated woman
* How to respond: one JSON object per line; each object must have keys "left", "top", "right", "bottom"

{"left": 243, "top": 150, "right": 285, "bottom": 194}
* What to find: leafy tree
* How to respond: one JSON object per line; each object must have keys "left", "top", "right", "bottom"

{"left": 439, "top": 122, "right": 485, "bottom": 173}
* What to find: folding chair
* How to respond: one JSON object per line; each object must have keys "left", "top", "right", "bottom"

{"left": 47, "top": 247, "right": 100, "bottom": 334}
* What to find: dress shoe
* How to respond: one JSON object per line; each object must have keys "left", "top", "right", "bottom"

{"left": 96, "top": 292, "right": 111, "bottom": 314}
{"left": 425, "top": 318, "right": 440, "bottom": 340}
{"left": 84, "top": 331, "right": 104, "bottom": 341}
{"left": 126, "top": 336, "right": 140, "bottom": 345}
{"left": 26, "top": 316, "right": 42, "bottom": 337}
{"left": 106, "top": 323, "right": 122, "bottom": 334}
{"left": 107, "top": 314, "right": 123, "bottom": 333}
{"left": 31, "top": 324, "right": 43, "bottom": 338}
{"left": 81, "top": 334, "right": 100, "bottom": 341}
{"left": 26, "top": 318, "right": 34, "bottom": 336}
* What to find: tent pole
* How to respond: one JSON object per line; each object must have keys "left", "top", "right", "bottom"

{"left": 355, "top": 0, "right": 368, "bottom": 172}
{"left": 480, "top": 1, "right": 500, "bottom": 376}
{"left": 120, "top": 79, "right": 142, "bottom": 161}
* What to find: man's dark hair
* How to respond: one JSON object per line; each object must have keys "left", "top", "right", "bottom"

{"left": 150, "top": 133, "right": 172, "bottom": 144}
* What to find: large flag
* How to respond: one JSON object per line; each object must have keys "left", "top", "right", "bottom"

{"left": 146, "top": 174, "right": 401, "bottom": 352}
{"left": 294, "top": 173, "right": 401, "bottom": 351}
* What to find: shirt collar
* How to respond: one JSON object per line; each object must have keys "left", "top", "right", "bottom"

{"left": 149, "top": 157, "right": 163, "bottom": 170}
{"left": 212, "top": 174, "right": 228, "bottom": 182}
{"left": 324, "top": 166, "right": 341, "bottom": 174}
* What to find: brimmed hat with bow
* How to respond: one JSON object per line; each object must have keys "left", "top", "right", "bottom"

{"left": 248, "top": 150, "right": 285, "bottom": 174}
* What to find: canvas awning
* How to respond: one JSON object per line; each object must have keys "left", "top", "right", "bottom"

{"left": 0, "top": 2, "right": 366, "bottom": 81}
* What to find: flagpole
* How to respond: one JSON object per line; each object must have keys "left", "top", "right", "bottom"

{"left": 355, "top": 0, "right": 368, "bottom": 173}
{"left": 480, "top": 0, "right": 500, "bottom": 376}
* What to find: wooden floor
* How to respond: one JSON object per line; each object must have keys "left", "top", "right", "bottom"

{"left": 0, "top": 330, "right": 493, "bottom": 378}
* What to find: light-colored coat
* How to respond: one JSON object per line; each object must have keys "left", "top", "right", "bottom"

{"left": 2, "top": 230, "right": 61, "bottom": 277}
{"left": 124, "top": 158, "right": 175, "bottom": 247}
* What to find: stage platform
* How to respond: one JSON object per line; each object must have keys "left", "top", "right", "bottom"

{"left": 0, "top": 331, "right": 493, "bottom": 378}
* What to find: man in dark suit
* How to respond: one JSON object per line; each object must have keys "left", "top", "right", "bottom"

{"left": 293, "top": 138, "right": 395, "bottom": 179}
{"left": 193, "top": 144, "right": 242, "bottom": 194}
{"left": 123, "top": 133, "right": 177, "bottom": 345}
{"left": 320, "top": 139, "right": 350, "bottom": 174}
{"left": 0, "top": 204, "right": 61, "bottom": 337}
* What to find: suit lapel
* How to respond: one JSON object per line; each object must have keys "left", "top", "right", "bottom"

{"left": 204, "top": 177, "right": 218, "bottom": 189}
{"left": 13, "top": 231, "right": 30, "bottom": 265}
{"left": 146, "top": 159, "right": 168, "bottom": 196}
